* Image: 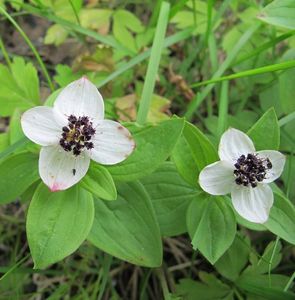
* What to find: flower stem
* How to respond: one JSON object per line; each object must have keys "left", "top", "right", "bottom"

{"left": 136, "top": 1, "right": 170, "bottom": 125}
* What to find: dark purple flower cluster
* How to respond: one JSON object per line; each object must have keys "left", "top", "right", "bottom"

{"left": 59, "top": 115, "right": 96, "bottom": 156}
{"left": 234, "top": 153, "right": 272, "bottom": 188}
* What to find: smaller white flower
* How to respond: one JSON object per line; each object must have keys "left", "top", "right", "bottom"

{"left": 199, "top": 128, "right": 285, "bottom": 224}
{"left": 21, "top": 77, "right": 135, "bottom": 191}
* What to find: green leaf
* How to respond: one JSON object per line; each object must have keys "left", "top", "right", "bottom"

{"left": 171, "top": 1, "right": 217, "bottom": 35}
{"left": 259, "top": 0, "right": 295, "bottom": 30}
{"left": 88, "top": 181, "right": 162, "bottom": 267}
{"left": 44, "top": 24, "right": 68, "bottom": 46}
{"left": 172, "top": 121, "right": 218, "bottom": 186}
{"left": 0, "top": 132, "right": 9, "bottom": 152}
{"left": 0, "top": 152, "right": 39, "bottom": 204}
{"left": 20, "top": 180, "right": 40, "bottom": 203}
{"left": 236, "top": 273, "right": 294, "bottom": 300}
{"left": 80, "top": 162, "right": 117, "bottom": 201}
{"left": 187, "top": 194, "right": 236, "bottom": 264}
{"left": 264, "top": 192, "right": 295, "bottom": 245}
{"left": 0, "top": 57, "right": 39, "bottom": 116}
{"left": 176, "top": 278, "right": 233, "bottom": 300}
{"left": 140, "top": 162, "right": 200, "bottom": 237}
{"left": 107, "top": 118, "right": 185, "bottom": 181}
{"left": 113, "top": 9, "right": 144, "bottom": 53}
{"left": 80, "top": 9, "right": 112, "bottom": 30}
{"left": 215, "top": 234, "right": 250, "bottom": 281}
{"left": 9, "top": 109, "right": 25, "bottom": 144}
{"left": 247, "top": 107, "right": 280, "bottom": 150}
{"left": 245, "top": 240, "right": 282, "bottom": 275}
{"left": 27, "top": 183, "right": 94, "bottom": 269}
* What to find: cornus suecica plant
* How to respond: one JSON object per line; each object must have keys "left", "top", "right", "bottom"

{"left": 199, "top": 128, "right": 286, "bottom": 223}
{"left": 21, "top": 77, "right": 135, "bottom": 191}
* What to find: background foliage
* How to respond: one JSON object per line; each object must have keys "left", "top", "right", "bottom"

{"left": 0, "top": 0, "right": 294, "bottom": 299}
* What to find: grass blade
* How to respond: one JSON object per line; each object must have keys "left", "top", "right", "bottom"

{"left": 191, "top": 60, "right": 295, "bottom": 88}
{"left": 278, "top": 111, "right": 295, "bottom": 127}
{"left": 185, "top": 23, "right": 260, "bottom": 120}
{"left": 217, "top": 81, "right": 229, "bottom": 137}
{"left": 136, "top": 1, "right": 170, "bottom": 124}
{"left": 97, "top": 28, "right": 193, "bottom": 89}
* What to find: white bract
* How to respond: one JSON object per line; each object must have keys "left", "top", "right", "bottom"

{"left": 199, "top": 128, "right": 285, "bottom": 224}
{"left": 21, "top": 77, "right": 135, "bottom": 191}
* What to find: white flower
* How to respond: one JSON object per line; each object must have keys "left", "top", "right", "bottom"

{"left": 199, "top": 128, "right": 285, "bottom": 224}
{"left": 21, "top": 77, "right": 135, "bottom": 191}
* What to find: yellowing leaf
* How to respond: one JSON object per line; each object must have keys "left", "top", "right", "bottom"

{"left": 80, "top": 9, "right": 112, "bottom": 34}
{"left": 115, "top": 94, "right": 171, "bottom": 122}
{"left": 44, "top": 24, "right": 68, "bottom": 46}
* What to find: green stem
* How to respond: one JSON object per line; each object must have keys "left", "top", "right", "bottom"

{"left": 97, "top": 254, "right": 112, "bottom": 300}
{"left": 268, "top": 236, "right": 280, "bottom": 287}
{"left": 185, "top": 23, "right": 260, "bottom": 120}
{"left": 136, "top": 1, "right": 170, "bottom": 125}
{"left": 284, "top": 272, "right": 295, "bottom": 292}
{"left": 217, "top": 81, "right": 229, "bottom": 137}
{"left": 0, "top": 254, "right": 30, "bottom": 281}
{"left": 156, "top": 268, "right": 171, "bottom": 300}
{"left": 0, "top": 36, "right": 12, "bottom": 67}
{"left": 0, "top": 6, "right": 54, "bottom": 91}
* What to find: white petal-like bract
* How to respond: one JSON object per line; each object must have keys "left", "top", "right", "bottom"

{"left": 90, "top": 120, "right": 135, "bottom": 165}
{"left": 199, "top": 161, "right": 235, "bottom": 195}
{"left": 231, "top": 184, "right": 273, "bottom": 223}
{"left": 54, "top": 77, "right": 104, "bottom": 122}
{"left": 256, "top": 150, "right": 286, "bottom": 183}
{"left": 21, "top": 106, "right": 61, "bottom": 146}
{"left": 219, "top": 128, "right": 255, "bottom": 163}
{"left": 39, "top": 145, "right": 90, "bottom": 191}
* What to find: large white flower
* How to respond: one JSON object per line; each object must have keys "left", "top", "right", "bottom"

{"left": 199, "top": 128, "right": 285, "bottom": 224}
{"left": 21, "top": 77, "right": 135, "bottom": 191}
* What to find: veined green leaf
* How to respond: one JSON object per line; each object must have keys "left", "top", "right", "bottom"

{"left": 88, "top": 181, "right": 162, "bottom": 267}
{"left": 187, "top": 193, "right": 236, "bottom": 264}
{"left": 27, "top": 184, "right": 94, "bottom": 269}
{"left": 0, "top": 152, "right": 39, "bottom": 204}
{"left": 247, "top": 107, "right": 280, "bottom": 150}
{"left": 107, "top": 118, "right": 185, "bottom": 181}
{"left": 172, "top": 121, "right": 218, "bottom": 187}
{"left": 141, "top": 162, "right": 200, "bottom": 236}
{"left": 258, "top": 0, "right": 295, "bottom": 30}
{"left": 80, "top": 162, "right": 117, "bottom": 201}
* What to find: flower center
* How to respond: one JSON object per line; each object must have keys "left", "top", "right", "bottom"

{"left": 59, "top": 115, "right": 96, "bottom": 156}
{"left": 233, "top": 154, "right": 272, "bottom": 188}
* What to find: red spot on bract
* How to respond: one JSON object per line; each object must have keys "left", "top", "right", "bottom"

{"left": 118, "top": 126, "right": 124, "bottom": 130}
{"left": 50, "top": 182, "right": 61, "bottom": 192}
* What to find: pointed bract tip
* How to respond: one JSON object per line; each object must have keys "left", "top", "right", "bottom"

{"left": 49, "top": 182, "right": 62, "bottom": 192}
